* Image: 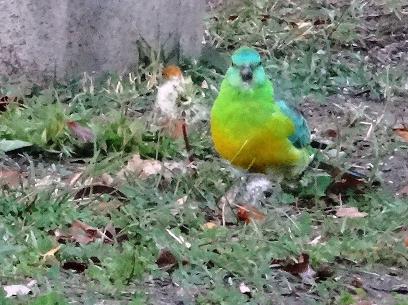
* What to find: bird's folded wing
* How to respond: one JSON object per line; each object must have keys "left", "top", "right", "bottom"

{"left": 277, "top": 100, "right": 311, "bottom": 148}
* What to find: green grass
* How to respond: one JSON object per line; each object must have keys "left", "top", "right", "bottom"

{"left": 1, "top": 0, "right": 408, "bottom": 304}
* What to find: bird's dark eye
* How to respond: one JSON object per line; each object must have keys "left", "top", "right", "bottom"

{"left": 250, "top": 63, "right": 261, "bottom": 70}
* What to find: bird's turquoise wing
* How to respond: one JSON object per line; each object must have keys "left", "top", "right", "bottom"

{"left": 277, "top": 100, "right": 311, "bottom": 148}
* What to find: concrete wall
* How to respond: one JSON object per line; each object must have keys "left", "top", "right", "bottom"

{"left": 0, "top": 0, "right": 205, "bottom": 83}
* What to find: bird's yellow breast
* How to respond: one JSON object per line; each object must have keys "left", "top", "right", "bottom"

{"left": 210, "top": 102, "right": 302, "bottom": 173}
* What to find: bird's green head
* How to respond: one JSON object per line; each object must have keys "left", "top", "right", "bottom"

{"left": 225, "top": 47, "right": 266, "bottom": 91}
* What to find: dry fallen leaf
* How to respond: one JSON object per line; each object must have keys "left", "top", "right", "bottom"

{"left": 66, "top": 120, "right": 95, "bottom": 142}
{"left": 0, "top": 169, "right": 24, "bottom": 188}
{"left": 156, "top": 248, "right": 178, "bottom": 271}
{"left": 236, "top": 204, "right": 266, "bottom": 224}
{"left": 117, "top": 154, "right": 185, "bottom": 182}
{"left": 324, "top": 128, "right": 338, "bottom": 138}
{"left": 69, "top": 220, "right": 101, "bottom": 244}
{"left": 203, "top": 222, "right": 218, "bottom": 229}
{"left": 117, "top": 154, "right": 162, "bottom": 180}
{"left": 3, "top": 280, "right": 37, "bottom": 298}
{"left": 277, "top": 253, "right": 310, "bottom": 275}
{"left": 54, "top": 220, "right": 124, "bottom": 246}
{"left": 318, "top": 162, "right": 369, "bottom": 195}
{"left": 398, "top": 185, "right": 408, "bottom": 196}
{"left": 336, "top": 207, "right": 367, "bottom": 218}
{"left": 394, "top": 128, "right": 408, "bottom": 143}
{"left": 156, "top": 248, "right": 189, "bottom": 272}
{"left": 404, "top": 235, "right": 408, "bottom": 248}
{"left": 272, "top": 253, "right": 316, "bottom": 285}
{"left": 74, "top": 184, "right": 127, "bottom": 201}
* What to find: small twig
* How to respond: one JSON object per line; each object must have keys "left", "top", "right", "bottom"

{"left": 352, "top": 89, "right": 371, "bottom": 97}
{"left": 181, "top": 111, "right": 194, "bottom": 163}
{"left": 221, "top": 201, "right": 226, "bottom": 227}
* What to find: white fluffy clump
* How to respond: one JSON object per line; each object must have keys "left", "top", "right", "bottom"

{"left": 153, "top": 70, "right": 208, "bottom": 127}
{"left": 154, "top": 75, "right": 187, "bottom": 120}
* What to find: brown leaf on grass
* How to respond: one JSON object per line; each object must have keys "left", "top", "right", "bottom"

{"left": 108, "top": 227, "right": 128, "bottom": 244}
{"left": 272, "top": 253, "right": 316, "bottom": 284}
{"left": 336, "top": 207, "right": 367, "bottom": 218}
{"left": 69, "top": 220, "right": 102, "bottom": 244}
{"left": 118, "top": 154, "right": 162, "bottom": 180}
{"left": 324, "top": 128, "right": 338, "bottom": 138}
{"left": 394, "top": 128, "right": 408, "bottom": 143}
{"left": 156, "top": 249, "right": 178, "bottom": 271}
{"left": 54, "top": 221, "right": 119, "bottom": 245}
{"left": 156, "top": 248, "right": 188, "bottom": 272}
{"left": 328, "top": 172, "right": 367, "bottom": 195}
{"left": 74, "top": 184, "right": 127, "bottom": 201}
{"left": 404, "top": 235, "right": 408, "bottom": 248}
{"left": 66, "top": 120, "right": 95, "bottom": 142}
{"left": 61, "top": 261, "right": 88, "bottom": 273}
{"left": 318, "top": 162, "right": 369, "bottom": 195}
{"left": 274, "top": 253, "right": 310, "bottom": 275}
{"left": 236, "top": 204, "right": 266, "bottom": 224}
{"left": 398, "top": 185, "right": 408, "bottom": 197}
{"left": 117, "top": 154, "right": 185, "bottom": 182}
{"left": 0, "top": 169, "right": 24, "bottom": 188}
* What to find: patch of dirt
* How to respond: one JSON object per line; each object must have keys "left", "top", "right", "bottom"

{"left": 302, "top": 96, "right": 408, "bottom": 194}
{"left": 50, "top": 265, "right": 408, "bottom": 304}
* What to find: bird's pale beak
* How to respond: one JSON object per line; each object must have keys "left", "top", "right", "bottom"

{"left": 240, "top": 66, "right": 253, "bottom": 83}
